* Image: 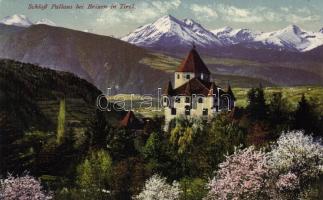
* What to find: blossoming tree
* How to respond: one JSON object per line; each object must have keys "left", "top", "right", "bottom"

{"left": 206, "top": 130, "right": 323, "bottom": 200}
{"left": 268, "top": 130, "right": 323, "bottom": 198}
{"left": 205, "top": 146, "right": 269, "bottom": 200}
{"left": 134, "top": 174, "right": 182, "bottom": 200}
{"left": 0, "top": 174, "right": 52, "bottom": 200}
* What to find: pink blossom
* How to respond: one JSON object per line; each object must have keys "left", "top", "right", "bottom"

{"left": 276, "top": 172, "right": 299, "bottom": 190}
{"left": 0, "top": 174, "right": 52, "bottom": 200}
{"left": 205, "top": 146, "right": 269, "bottom": 200}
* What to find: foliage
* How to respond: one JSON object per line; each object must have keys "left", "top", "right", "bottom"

{"left": 206, "top": 130, "right": 323, "bottom": 200}
{"left": 205, "top": 146, "right": 269, "bottom": 200}
{"left": 107, "top": 128, "right": 136, "bottom": 160}
{"left": 143, "top": 132, "right": 163, "bottom": 159}
{"left": 179, "top": 177, "right": 207, "bottom": 200}
{"left": 268, "top": 131, "right": 323, "bottom": 191}
{"left": 77, "top": 150, "right": 112, "bottom": 200}
{"left": 267, "top": 92, "right": 292, "bottom": 133}
{"left": 57, "top": 99, "right": 66, "bottom": 144}
{"left": 0, "top": 174, "right": 52, "bottom": 200}
{"left": 169, "top": 117, "right": 204, "bottom": 154}
{"left": 87, "top": 110, "right": 111, "bottom": 150}
{"left": 246, "top": 86, "right": 267, "bottom": 121}
{"left": 134, "top": 174, "right": 182, "bottom": 200}
{"left": 294, "top": 95, "right": 321, "bottom": 136}
{"left": 111, "top": 157, "right": 149, "bottom": 200}
{"left": 207, "top": 114, "right": 247, "bottom": 168}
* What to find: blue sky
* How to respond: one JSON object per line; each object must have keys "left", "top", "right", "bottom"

{"left": 0, "top": 0, "right": 322, "bottom": 36}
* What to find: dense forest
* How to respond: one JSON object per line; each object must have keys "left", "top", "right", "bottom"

{"left": 0, "top": 60, "right": 322, "bottom": 199}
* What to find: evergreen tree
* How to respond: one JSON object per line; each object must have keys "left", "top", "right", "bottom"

{"left": 294, "top": 95, "right": 320, "bottom": 136}
{"left": 268, "top": 92, "right": 291, "bottom": 134}
{"left": 87, "top": 110, "right": 110, "bottom": 150}
{"left": 107, "top": 128, "right": 136, "bottom": 161}
{"left": 246, "top": 86, "right": 267, "bottom": 121}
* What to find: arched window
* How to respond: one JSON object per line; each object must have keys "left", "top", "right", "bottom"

{"left": 186, "top": 74, "right": 190, "bottom": 79}
{"left": 177, "top": 74, "right": 180, "bottom": 79}
{"left": 198, "top": 97, "right": 203, "bottom": 103}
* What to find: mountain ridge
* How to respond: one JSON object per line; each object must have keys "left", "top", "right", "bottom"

{"left": 0, "top": 21, "right": 322, "bottom": 91}
{"left": 122, "top": 15, "right": 323, "bottom": 53}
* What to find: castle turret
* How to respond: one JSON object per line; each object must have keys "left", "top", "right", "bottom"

{"left": 174, "top": 46, "right": 210, "bottom": 88}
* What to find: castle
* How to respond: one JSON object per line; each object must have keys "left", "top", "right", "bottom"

{"left": 162, "top": 46, "right": 235, "bottom": 127}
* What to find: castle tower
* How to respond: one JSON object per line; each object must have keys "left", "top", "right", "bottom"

{"left": 163, "top": 46, "right": 235, "bottom": 130}
{"left": 174, "top": 46, "right": 211, "bottom": 88}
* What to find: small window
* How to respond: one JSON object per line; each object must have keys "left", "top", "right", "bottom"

{"left": 177, "top": 74, "right": 180, "bottom": 79}
{"left": 186, "top": 74, "right": 190, "bottom": 79}
{"left": 185, "top": 97, "right": 190, "bottom": 103}
{"left": 203, "top": 108, "right": 208, "bottom": 116}
{"left": 175, "top": 97, "right": 180, "bottom": 103}
{"left": 201, "top": 73, "right": 204, "bottom": 80}
{"left": 185, "top": 109, "right": 190, "bottom": 115}
{"left": 198, "top": 98, "right": 203, "bottom": 103}
{"left": 185, "top": 106, "right": 190, "bottom": 115}
{"left": 171, "top": 108, "right": 176, "bottom": 115}
{"left": 163, "top": 97, "right": 167, "bottom": 103}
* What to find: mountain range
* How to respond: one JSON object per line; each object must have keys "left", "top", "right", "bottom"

{"left": 0, "top": 22, "right": 170, "bottom": 93}
{"left": 122, "top": 15, "right": 323, "bottom": 53}
{"left": 0, "top": 14, "right": 322, "bottom": 92}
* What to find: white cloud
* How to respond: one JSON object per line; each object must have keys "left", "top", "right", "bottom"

{"left": 286, "top": 14, "right": 320, "bottom": 23}
{"left": 280, "top": 7, "right": 289, "bottom": 12}
{"left": 190, "top": 4, "right": 218, "bottom": 20}
{"left": 214, "top": 4, "right": 320, "bottom": 24}
{"left": 216, "top": 4, "right": 264, "bottom": 23}
{"left": 96, "top": 0, "right": 181, "bottom": 26}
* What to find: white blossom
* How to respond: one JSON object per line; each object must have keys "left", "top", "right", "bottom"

{"left": 134, "top": 174, "right": 182, "bottom": 200}
{"left": 269, "top": 130, "right": 323, "bottom": 179}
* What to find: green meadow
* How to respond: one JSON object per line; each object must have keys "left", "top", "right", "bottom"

{"left": 111, "top": 86, "right": 323, "bottom": 117}
{"left": 233, "top": 86, "right": 323, "bottom": 111}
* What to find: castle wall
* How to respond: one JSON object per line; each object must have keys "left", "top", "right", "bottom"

{"left": 174, "top": 72, "right": 195, "bottom": 88}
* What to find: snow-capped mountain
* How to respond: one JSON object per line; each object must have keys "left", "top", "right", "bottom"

{"left": 212, "top": 25, "right": 323, "bottom": 52}
{"left": 254, "top": 25, "right": 323, "bottom": 52}
{"left": 211, "top": 27, "right": 261, "bottom": 46}
{"left": 123, "top": 15, "right": 323, "bottom": 52}
{"left": 0, "top": 14, "right": 33, "bottom": 27}
{"left": 121, "top": 15, "right": 222, "bottom": 50}
{"left": 36, "top": 18, "right": 56, "bottom": 26}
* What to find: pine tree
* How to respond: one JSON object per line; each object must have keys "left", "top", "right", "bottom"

{"left": 246, "top": 86, "right": 267, "bottom": 121}
{"left": 294, "top": 95, "right": 319, "bottom": 135}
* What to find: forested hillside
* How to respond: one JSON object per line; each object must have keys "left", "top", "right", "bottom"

{"left": 0, "top": 59, "right": 121, "bottom": 176}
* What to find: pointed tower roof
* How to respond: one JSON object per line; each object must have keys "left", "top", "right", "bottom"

{"left": 227, "top": 83, "right": 236, "bottom": 100}
{"left": 176, "top": 47, "right": 210, "bottom": 74}
{"left": 208, "top": 82, "right": 217, "bottom": 96}
{"left": 163, "top": 81, "right": 173, "bottom": 95}
{"left": 119, "top": 111, "right": 141, "bottom": 128}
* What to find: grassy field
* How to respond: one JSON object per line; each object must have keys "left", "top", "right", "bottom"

{"left": 111, "top": 86, "right": 323, "bottom": 117}
{"left": 234, "top": 86, "right": 323, "bottom": 111}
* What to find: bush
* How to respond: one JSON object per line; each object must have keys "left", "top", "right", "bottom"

{"left": 0, "top": 174, "right": 52, "bottom": 200}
